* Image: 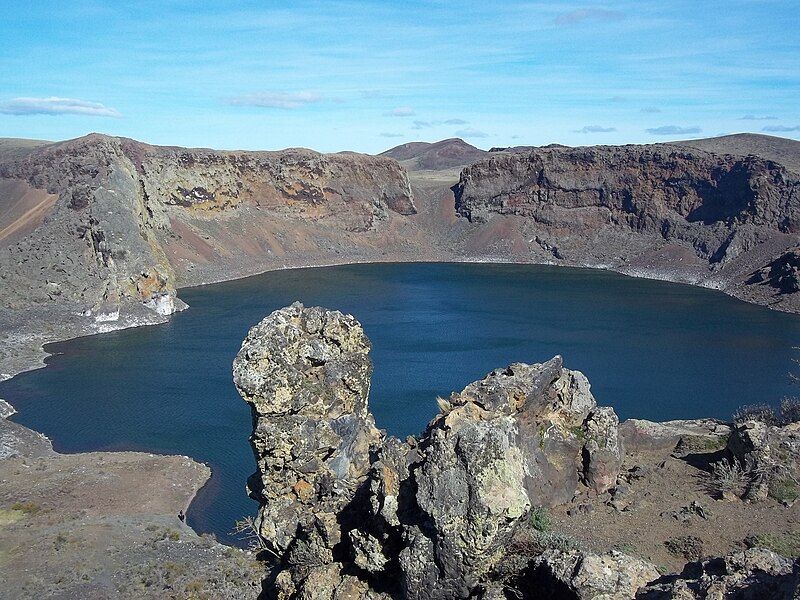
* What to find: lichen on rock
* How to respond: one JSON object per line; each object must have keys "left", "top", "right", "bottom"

{"left": 233, "top": 302, "right": 380, "bottom": 557}
{"left": 234, "top": 304, "right": 632, "bottom": 599}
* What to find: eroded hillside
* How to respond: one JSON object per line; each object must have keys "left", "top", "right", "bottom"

{"left": 451, "top": 142, "right": 800, "bottom": 308}
{"left": 1, "top": 133, "right": 800, "bottom": 379}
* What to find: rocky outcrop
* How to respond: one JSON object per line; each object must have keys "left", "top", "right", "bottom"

{"left": 232, "top": 302, "right": 380, "bottom": 557}
{"left": 397, "top": 359, "right": 623, "bottom": 598}
{"left": 637, "top": 548, "right": 800, "bottom": 599}
{"left": 452, "top": 144, "right": 800, "bottom": 307}
{"left": 726, "top": 418, "right": 800, "bottom": 502}
{"left": 747, "top": 247, "right": 800, "bottom": 294}
{"left": 527, "top": 548, "right": 661, "bottom": 600}
{"left": 234, "top": 304, "right": 627, "bottom": 599}
{"left": 233, "top": 305, "right": 800, "bottom": 599}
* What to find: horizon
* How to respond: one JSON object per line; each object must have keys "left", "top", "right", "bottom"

{"left": 3, "top": 130, "right": 797, "bottom": 157}
{"left": 2, "top": 1, "right": 799, "bottom": 154}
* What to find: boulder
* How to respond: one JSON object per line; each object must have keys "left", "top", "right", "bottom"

{"left": 726, "top": 419, "right": 800, "bottom": 502}
{"left": 529, "top": 548, "right": 660, "bottom": 600}
{"left": 619, "top": 419, "right": 731, "bottom": 461}
{"left": 637, "top": 548, "right": 800, "bottom": 599}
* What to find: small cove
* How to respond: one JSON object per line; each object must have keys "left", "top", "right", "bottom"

{"left": 3, "top": 262, "right": 800, "bottom": 545}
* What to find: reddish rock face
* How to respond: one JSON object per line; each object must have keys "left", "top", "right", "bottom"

{"left": 136, "top": 144, "right": 416, "bottom": 221}
{"left": 0, "top": 134, "right": 416, "bottom": 322}
{"left": 454, "top": 145, "right": 799, "bottom": 242}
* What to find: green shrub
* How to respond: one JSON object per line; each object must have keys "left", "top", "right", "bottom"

{"left": 768, "top": 477, "right": 799, "bottom": 503}
{"left": 529, "top": 507, "right": 551, "bottom": 533}
{"left": 749, "top": 532, "right": 800, "bottom": 558}
{"left": 702, "top": 434, "right": 729, "bottom": 452}
{"left": 11, "top": 501, "right": 40, "bottom": 514}
{"left": 707, "top": 458, "right": 747, "bottom": 498}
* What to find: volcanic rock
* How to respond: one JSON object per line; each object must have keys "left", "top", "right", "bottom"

{"left": 637, "top": 548, "right": 800, "bottom": 599}
{"left": 234, "top": 304, "right": 626, "bottom": 599}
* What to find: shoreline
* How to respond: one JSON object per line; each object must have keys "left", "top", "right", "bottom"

{"left": 5, "top": 253, "right": 795, "bottom": 388}
{"left": 1, "top": 256, "right": 797, "bottom": 548}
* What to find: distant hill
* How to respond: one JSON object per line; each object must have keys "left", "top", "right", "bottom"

{"left": 379, "top": 138, "right": 486, "bottom": 171}
{"left": 673, "top": 133, "right": 800, "bottom": 174}
{"left": 0, "top": 138, "right": 50, "bottom": 163}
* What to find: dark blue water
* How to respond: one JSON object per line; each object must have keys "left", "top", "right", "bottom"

{"left": 3, "top": 263, "right": 800, "bottom": 544}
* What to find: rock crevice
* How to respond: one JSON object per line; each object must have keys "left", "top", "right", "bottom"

{"left": 234, "top": 304, "right": 626, "bottom": 599}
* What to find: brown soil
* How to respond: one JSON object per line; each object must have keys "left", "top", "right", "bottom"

{"left": 0, "top": 418, "right": 263, "bottom": 599}
{"left": 552, "top": 442, "right": 800, "bottom": 573}
{"left": 0, "top": 179, "right": 58, "bottom": 245}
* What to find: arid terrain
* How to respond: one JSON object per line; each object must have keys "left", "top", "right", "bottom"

{"left": 0, "top": 412, "right": 263, "bottom": 599}
{"left": 1, "top": 133, "right": 799, "bottom": 598}
{"left": 1, "top": 132, "right": 799, "bottom": 381}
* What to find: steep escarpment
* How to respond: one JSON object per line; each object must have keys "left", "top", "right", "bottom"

{"left": 0, "top": 134, "right": 417, "bottom": 378}
{"left": 0, "top": 134, "right": 181, "bottom": 317}
{"left": 452, "top": 144, "right": 800, "bottom": 309}
{"left": 3, "top": 132, "right": 800, "bottom": 380}
{"left": 131, "top": 140, "right": 417, "bottom": 286}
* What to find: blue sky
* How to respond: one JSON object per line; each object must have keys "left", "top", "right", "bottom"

{"left": 1, "top": 1, "right": 798, "bottom": 153}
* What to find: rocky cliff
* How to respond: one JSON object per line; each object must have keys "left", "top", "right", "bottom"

{"left": 0, "top": 134, "right": 417, "bottom": 378}
{"left": 3, "top": 133, "right": 800, "bottom": 381}
{"left": 453, "top": 144, "right": 800, "bottom": 307}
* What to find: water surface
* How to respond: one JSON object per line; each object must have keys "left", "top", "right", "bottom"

{"left": 3, "top": 263, "right": 799, "bottom": 544}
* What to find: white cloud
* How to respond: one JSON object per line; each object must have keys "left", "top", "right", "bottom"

{"left": 646, "top": 125, "right": 701, "bottom": 135}
{"left": 455, "top": 127, "right": 489, "bottom": 139}
{"left": 555, "top": 8, "right": 624, "bottom": 26}
{"left": 762, "top": 125, "right": 800, "bottom": 132}
{"left": 360, "top": 90, "right": 385, "bottom": 99}
{"left": 227, "top": 91, "right": 323, "bottom": 109}
{"left": 384, "top": 106, "right": 415, "bottom": 117}
{"left": 410, "top": 118, "right": 469, "bottom": 129}
{"left": 575, "top": 125, "right": 616, "bottom": 133}
{"left": 0, "top": 96, "right": 121, "bottom": 117}
{"left": 741, "top": 114, "right": 778, "bottom": 120}
{"left": 641, "top": 106, "right": 661, "bottom": 113}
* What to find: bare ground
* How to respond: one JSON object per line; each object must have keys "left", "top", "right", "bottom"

{"left": 552, "top": 428, "right": 800, "bottom": 574}
{"left": 0, "top": 418, "right": 264, "bottom": 599}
